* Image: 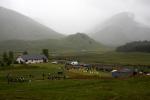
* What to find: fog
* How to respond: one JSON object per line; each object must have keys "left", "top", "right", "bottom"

{"left": 0, "top": 0, "right": 150, "bottom": 34}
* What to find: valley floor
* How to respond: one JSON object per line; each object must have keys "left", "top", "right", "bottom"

{"left": 57, "top": 51, "right": 150, "bottom": 65}
{"left": 0, "top": 63, "right": 150, "bottom": 100}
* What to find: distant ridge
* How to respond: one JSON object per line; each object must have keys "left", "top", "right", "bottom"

{"left": 91, "top": 12, "right": 150, "bottom": 46}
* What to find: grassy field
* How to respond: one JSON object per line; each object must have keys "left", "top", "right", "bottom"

{"left": 0, "top": 77, "right": 150, "bottom": 100}
{"left": 56, "top": 51, "right": 150, "bottom": 65}
{"left": 1, "top": 51, "right": 150, "bottom": 100}
{"left": 0, "top": 63, "right": 150, "bottom": 100}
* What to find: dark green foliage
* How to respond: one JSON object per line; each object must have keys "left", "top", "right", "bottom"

{"left": 0, "top": 60, "right": 4, "bottom": 67}
{"left": 2, "top": 52, "right": 8, "bottom": 63}
{"left": 116, "top": 41, "right": 150, "bottom": 53}
{"left": 0, "top": 62, "right": 4, "bottom": 67}
{"left": 8, "top": 51, "right": 14, "bottom": 63}
{"left": 23, "top": 51, "right": 28, "bottom": 55}
{"left": 1, "top": 51, "right": 14, "bottom": 66}
{"left": 42, "top": 49, "right": 49, "bottom": 58}
{"left": 2, "top": 52, "right": 9, "bottom": 66}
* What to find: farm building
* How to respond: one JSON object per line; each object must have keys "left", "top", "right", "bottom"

{"left": 16, "top": 55, "right": 48, "bottom": 64}
{"left": 111, "top": 68, "right": 133, "bottom": 78}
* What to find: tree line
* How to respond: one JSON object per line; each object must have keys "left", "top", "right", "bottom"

{"left": 116, "top": 40, "right": 150, "bottom": 53}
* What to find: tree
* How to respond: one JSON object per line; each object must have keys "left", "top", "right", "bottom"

{"left": 8, "top": 51, "right": 14, "bottom": 64}
{"left": 3, "top": 52, "right": 8, "bottom": 63}
{"left": 2, "top": 51, "right": 14, "bottom": 66}
{"left": 42, "top": 49, "right": 49, "bottom": 58}
{"left": 0, "top": 60, "right": 3, "bottom": 67}
{"left": 23, "top": 51, "right": 28, "bottom": 55}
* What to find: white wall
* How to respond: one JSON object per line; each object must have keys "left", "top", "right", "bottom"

{"left": 16, "top": 57, "right": 46, "bottom": 64}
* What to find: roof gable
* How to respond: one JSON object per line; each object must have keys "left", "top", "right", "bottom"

{"left": 19, "top": 55, "right": 48, "bottom": 60}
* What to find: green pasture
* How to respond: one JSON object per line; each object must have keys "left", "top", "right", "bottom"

{"left": 0, "top": 63, "right": 150, "bottom": 100}
{"left": 56, "top": 51, "right": 150, "bottom": 65}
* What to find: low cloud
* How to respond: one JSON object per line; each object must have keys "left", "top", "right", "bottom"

{"left": 0, "top": 0, "right": 150, "bottom": 34}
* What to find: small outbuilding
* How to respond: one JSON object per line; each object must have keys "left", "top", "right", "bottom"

{"left": 112, "top": 68, "right": 133, "bottom": 78}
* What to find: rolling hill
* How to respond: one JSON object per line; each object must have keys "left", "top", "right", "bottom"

{"left": 0, "top": 7, "right": 63, "bottom": 41}
{"left": 62, "top": 33, "right": 103, "bottom": 50}
{"left": 91, "top": 12, "right": 150, "bottom": 46}
{"left": 0, "top": 33, "right": 105, "bottom": 52}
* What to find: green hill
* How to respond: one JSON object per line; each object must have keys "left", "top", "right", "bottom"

{"left": 0, "top": 33, "right": 105, "bottom": 52}
{"left": 61, "top": 33, "right": 104, "bottom": 50}
{"left": 0, "top": 7, "right": 64, "bottom": 41}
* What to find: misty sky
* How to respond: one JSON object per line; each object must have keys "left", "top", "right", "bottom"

{"left": 0, "top": 0, "right": 150, "bottom": 34}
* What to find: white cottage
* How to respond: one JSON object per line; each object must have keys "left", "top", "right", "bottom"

{"left": 16, "top": 55, "right": 48, "bottom": 64}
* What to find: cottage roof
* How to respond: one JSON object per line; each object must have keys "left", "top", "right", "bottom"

{"left": 19, "top": 55, "right": 48, "bottom": 60}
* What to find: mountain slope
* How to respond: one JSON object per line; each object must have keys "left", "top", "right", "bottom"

{"left": 91, "top": 12, "right": 150, "bottom": 46}
{"left": 0, "top": 7, "right": 63, "bottom": 41}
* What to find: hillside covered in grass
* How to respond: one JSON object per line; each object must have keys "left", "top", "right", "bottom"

{"left": 0, "top": 33, "right": 106, "bottom": 52}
